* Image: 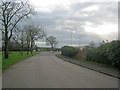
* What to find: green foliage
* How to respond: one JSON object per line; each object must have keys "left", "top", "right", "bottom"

{"left": 61, "top": 46, "right": 78, "bottom": 57}
{"left": 86, "top": 40, "right": 120, "bottom": 67}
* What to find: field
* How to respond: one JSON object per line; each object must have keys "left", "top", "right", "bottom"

{"left": 38, "top": 47, "right": 61, "bottom": 51}
{"left": 2, "top": 51, "right": 39, "bottom": 70}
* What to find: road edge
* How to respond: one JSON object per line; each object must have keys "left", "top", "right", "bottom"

{"left": 56, "top": 54, "right": 120, "bottom": 79}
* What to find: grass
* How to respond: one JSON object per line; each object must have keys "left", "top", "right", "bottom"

{"left": 73, "top": 57, "right": 97, "bottom": 64}
{"left": 60, "top": 54, "right": 106, "bottom": 67}
{"left": 73, "top": 57, "right": 108, "bottom": 67}
{"left": 0, "top": 52, "right": 2, "bottom": 73}
{"left": 2, "top": 51, "right": 39, "bottom": 70}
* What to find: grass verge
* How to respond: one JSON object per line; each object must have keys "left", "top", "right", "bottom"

{"left": 2, "top": 51, "right": 39, "bottom": 70}
{"left": 72, "top": 57, "right": 111, "bottom": 67}
{"left": 59, "top": 54, "right": 107, "bottom": 67}
{"left": 73, "top": 57, "right": 98, "bottom": 64}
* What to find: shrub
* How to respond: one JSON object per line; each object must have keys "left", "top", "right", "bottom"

{"left": 86, "top": 48, "right": 98, "bottom": 62}
{"left": 107, "top": 40, "right": 120, "bottom": 67}
{"left": 86, "top": 40, "right": 120, "bottom": 67}
{"left": 61, "top": 46, "right": 78, "bottom": 57}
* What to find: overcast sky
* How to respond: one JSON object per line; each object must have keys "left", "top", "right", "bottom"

{"left": 29, "top": 0, "right": 118, "bottom": 48}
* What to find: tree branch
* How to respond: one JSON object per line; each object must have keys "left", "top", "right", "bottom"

{"left": 7, "top": 1, "right": 28, "bottom": 25}
{"left": 8, "top": 12, "right": 31, "bottom": 40}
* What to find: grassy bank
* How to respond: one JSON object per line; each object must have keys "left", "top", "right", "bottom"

{"left": 72, "top": 57, "right": 116, "bottom": 68}
{"left": 60, "top": 54, "right": 108, "bottom": 67}
{"left": 2, "top": 51, "right": 39, "bottom": 70}
{"left": 73, "top": 57, "right": 106, "bottom": 66}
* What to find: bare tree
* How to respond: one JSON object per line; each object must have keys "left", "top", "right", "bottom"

{"left": 25, "top": 28, "right": 30, "bottom": 55}
{"left": 0, "top": 30, "right": 2, "bottom": 51}
{"left": 13, "top": 28, "right": 26, "bottom": 56}
{"left": 46, "top": 36, "right": 58, "bottom": 50}
{"left": 25, "top": 24, "right": 46, "bottom": 54}
{"left": 0, "top": 0, "right": 34, "bottom": 58}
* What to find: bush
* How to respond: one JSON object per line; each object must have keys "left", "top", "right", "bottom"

{"left": 86, "top": 40, "right": 120, "bottom": 67}
{"left": 61, "top": 46, "right": 78, "bottom": 57}
{"left": 107, "top": 40, "right": 120, "bottom": 67}
{"left": 86, "top": 48, "right": 98, "bottom": 62}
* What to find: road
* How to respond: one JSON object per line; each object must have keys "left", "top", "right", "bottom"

{"left": 3, "top": 52, "right": 118, "bottom": 88}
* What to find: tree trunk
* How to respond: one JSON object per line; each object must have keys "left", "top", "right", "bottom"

{"left": 31, "top": 45, "right": 33, "bottom": 54}
{"left": 21, "top": 51, "right": 23, "bottom": 56}
{"left": 31, "top": 42, "right": 33, "bottom": 54}
{"left": 27, "top": 51, "right": 29, "bottom": 55}
{"left": 31, "top": 50, "right": 32, "bottom": 54}
{"left": 21, "top": 43, "right": 23, "bottom": 56}
{"left": 21, "top": 47, "right": 23, "bottom": 56}
{"left": 27, "top": 44, "right": 29, "bottom": 55}
{"left": 4, "top": 41, "right": 8, "bottom": 59}
{"left": 4, "top": 24, "right": 9, "bottom": 59}
{"left": 51, "top": 44, "right": 53, "bottom": 51}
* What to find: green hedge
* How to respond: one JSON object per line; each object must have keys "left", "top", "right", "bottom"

{"left": 61, "top": 46, "right": 78, "bottom": 57}
{"left": 86, "top": 40, "right": 120, "bottom": 67}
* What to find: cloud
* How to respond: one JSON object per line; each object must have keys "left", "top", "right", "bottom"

{"left": 30, "top": 1, "right": 117, "bottom": 48}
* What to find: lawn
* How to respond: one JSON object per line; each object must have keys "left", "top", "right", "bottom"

{"left": 2, "top": 51, "right": 39, "bottom": 70}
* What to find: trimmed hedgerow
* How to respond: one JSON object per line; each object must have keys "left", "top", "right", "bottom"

{"left": 86, "top": 40, "right": 120, "bottom": 67}
{"left": 61, "top": 46, "right": 78, "bottom": 57}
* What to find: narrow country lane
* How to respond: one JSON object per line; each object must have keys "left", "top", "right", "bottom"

{"left": 3, "top": 52, "right": 118, "bottom": 88}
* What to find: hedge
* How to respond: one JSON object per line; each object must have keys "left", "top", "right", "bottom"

{"left": 86, "top": 40, "right": 120, "bottom": 67}
{"left": 61, "top": 46, "right": 78, "bottom": 57}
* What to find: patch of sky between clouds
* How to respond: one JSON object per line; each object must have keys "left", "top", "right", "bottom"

{"left": 82, "top": 5, "right": 99, "bottom": 12}
{"left": 85, "top": 22, "right": 118, "bottom": 35}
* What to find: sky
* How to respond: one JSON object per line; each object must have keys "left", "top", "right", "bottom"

{"left": 29, "top": 0, "right": 118, "bottom": 48}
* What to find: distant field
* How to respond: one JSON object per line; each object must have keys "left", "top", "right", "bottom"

{"left": 2, "top": 51, "right": 39, "bottom": 70}
{"left": 38, "top": 47, "right": 61, "bottom": 51}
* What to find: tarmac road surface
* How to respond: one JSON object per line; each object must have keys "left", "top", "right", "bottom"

{"left": 3, "top": 51, "right": 118, "bottom": 88}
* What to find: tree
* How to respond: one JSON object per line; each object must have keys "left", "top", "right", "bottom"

{"left": 13, "top": 27, "right": 26, "bottom": 56}
{"left": 25, "top": 24, "right": 46, "bottom": 54}
{"left": 46, "top": 36, "right": 58, "bottom": 50}
{"left": 98, "top": 40, "right": 109, "bottom": 46}
{"left": 0, "top": 0, "right": 34, "bottom": 58}
{"left": 0, "top": 30, "right": 2, "bottom": 51}
{"left": 89, "top": 41, "right": 95, "bottom": 48}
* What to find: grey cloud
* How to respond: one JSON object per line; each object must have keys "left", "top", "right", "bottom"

{"left": 71, "top": 2, "right": 117, "bottom": 25}
{"left": 71, "top": 2, "right": 97, "bottom": 10}
{"left": 31, "top": 2, "right": 117, "bottom": 47}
